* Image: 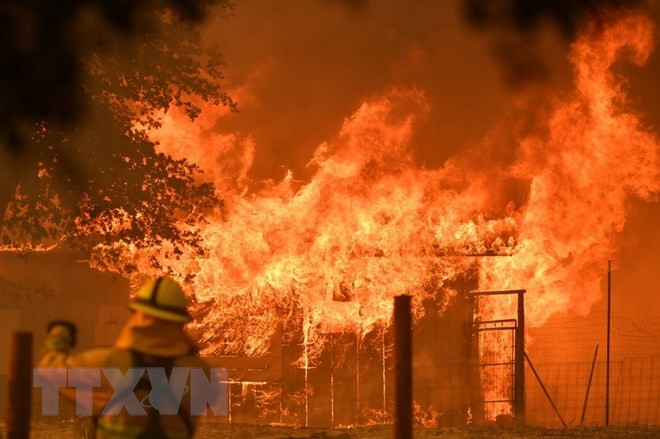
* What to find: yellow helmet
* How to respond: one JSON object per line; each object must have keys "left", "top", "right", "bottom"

{"left": 128, "top": 277, "right": 192, "bottom": 323}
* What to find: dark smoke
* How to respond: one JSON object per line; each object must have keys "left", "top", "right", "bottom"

{"left": 0, "top": 0, "right": 224, "bottom": 154}
{"left": 463, "top": 0, "right": 650, "bottom": 84}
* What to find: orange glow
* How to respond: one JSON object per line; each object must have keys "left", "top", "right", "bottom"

{"left": 477, "top": 12, "right": 658, "bottom": 418}
{"left": 94, "top": 11, "right": 658, "bottom": 424}
{"left": 480, "top": 12, "right": 658, "bottom": 323}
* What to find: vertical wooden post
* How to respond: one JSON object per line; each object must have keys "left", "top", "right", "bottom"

{"left": 6, "top": 331, "right": 33, "bottom": 439}
{"left": 514, "top": 291, "right": 526, "bottom": 424}
{"left": 394, "top": 295, "right": 412, "bottom": 439}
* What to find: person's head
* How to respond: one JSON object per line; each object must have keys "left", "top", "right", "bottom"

{"left": 128, "top": 277, "right": 192, "bottom": 324}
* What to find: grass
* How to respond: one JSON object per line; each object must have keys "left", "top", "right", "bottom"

{"left": 2, "top": 420, "right": 659, "bottom": 438}
{"left": 195, "top": 423, "right": 660, "bottom": 438}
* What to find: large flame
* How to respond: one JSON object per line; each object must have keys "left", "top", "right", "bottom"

{"left": 480, "top": 12, "right": 658, "bottom": 323}
{"left": 103, "top": 10, "right": 657, "bottom": 422}
{"left": 476, "top": 11, "right": 658, "bottom": 418}
{"left": 151, "top": 88, "right": 506, "bottom": 357}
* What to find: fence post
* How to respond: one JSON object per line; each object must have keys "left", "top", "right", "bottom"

{"left": 514, "top": 291, "right": 526, "bottom": 424}
{"left": 6, "top": 331, "right": 33, "bottom": 439}
{"left": 394, "top": 295, "right": 412, "bottom": 439}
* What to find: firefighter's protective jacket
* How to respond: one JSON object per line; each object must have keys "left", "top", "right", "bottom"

{"left": 38, "top": 315, "right": 212, "bottom": 438}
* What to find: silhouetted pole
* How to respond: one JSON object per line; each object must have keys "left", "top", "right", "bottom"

{"left": 580, "top": 344, "right": 599, "bottom": 426}
{"left": 525, "top": 352, "right": 567, "bottom": 428}
{"left": 6, "top": 331, "right": 33, "bottom": 439}
{"left": 394, "top": 295, "right": 412, "bottom": 439}
{"left": 514, "top": 291, "right": 526, "bottom": 424}
{"left": 606, "top": 260, "right": 612, "bottom": 426}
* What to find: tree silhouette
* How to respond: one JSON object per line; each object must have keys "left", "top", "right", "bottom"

{"left": 0, "top": 0, "right": 234, "bottom": 272}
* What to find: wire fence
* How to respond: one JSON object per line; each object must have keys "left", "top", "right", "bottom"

{"left": 525, "top": 314, "right": 660, "bottom": 427}
{"left": 260, "top": 312, "right": 660, "bottom": 428}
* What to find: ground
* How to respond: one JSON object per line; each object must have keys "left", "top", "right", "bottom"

{"left": 3, "top": 420, "right": 660, "bottom": 438}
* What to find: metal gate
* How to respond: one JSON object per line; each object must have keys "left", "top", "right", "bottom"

{"left": 465, "top": 290, "right": 526, "bottom": 425}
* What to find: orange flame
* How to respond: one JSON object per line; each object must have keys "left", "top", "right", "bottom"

{"left": 180, "top": 88, "right": 493, "bottom": 357}
{"left": 480, "top": 12, "right": 658, "bottom": 324}
{"left": 476, "top": 12, "right": 658, "bottom": 419}
{"left": 96, "top": 9, "right": 658, "bottom": 424}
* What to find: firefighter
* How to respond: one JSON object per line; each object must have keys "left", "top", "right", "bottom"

{"left": 38, "top": 277, "right": 213, "bottom": 439}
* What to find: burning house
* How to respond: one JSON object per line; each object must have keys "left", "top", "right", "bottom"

{"left": 144, "top": 11, "right": 659, "bottom": 427}
{"left": 0, "top": 3, "right": 658, "bottom": 433}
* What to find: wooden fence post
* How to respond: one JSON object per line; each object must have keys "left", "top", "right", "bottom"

{"left": 394, "top": 295, "right": 412, "bottom": 439}
{"left": 6, "top": 331, "right": 32, "bottom": 439}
